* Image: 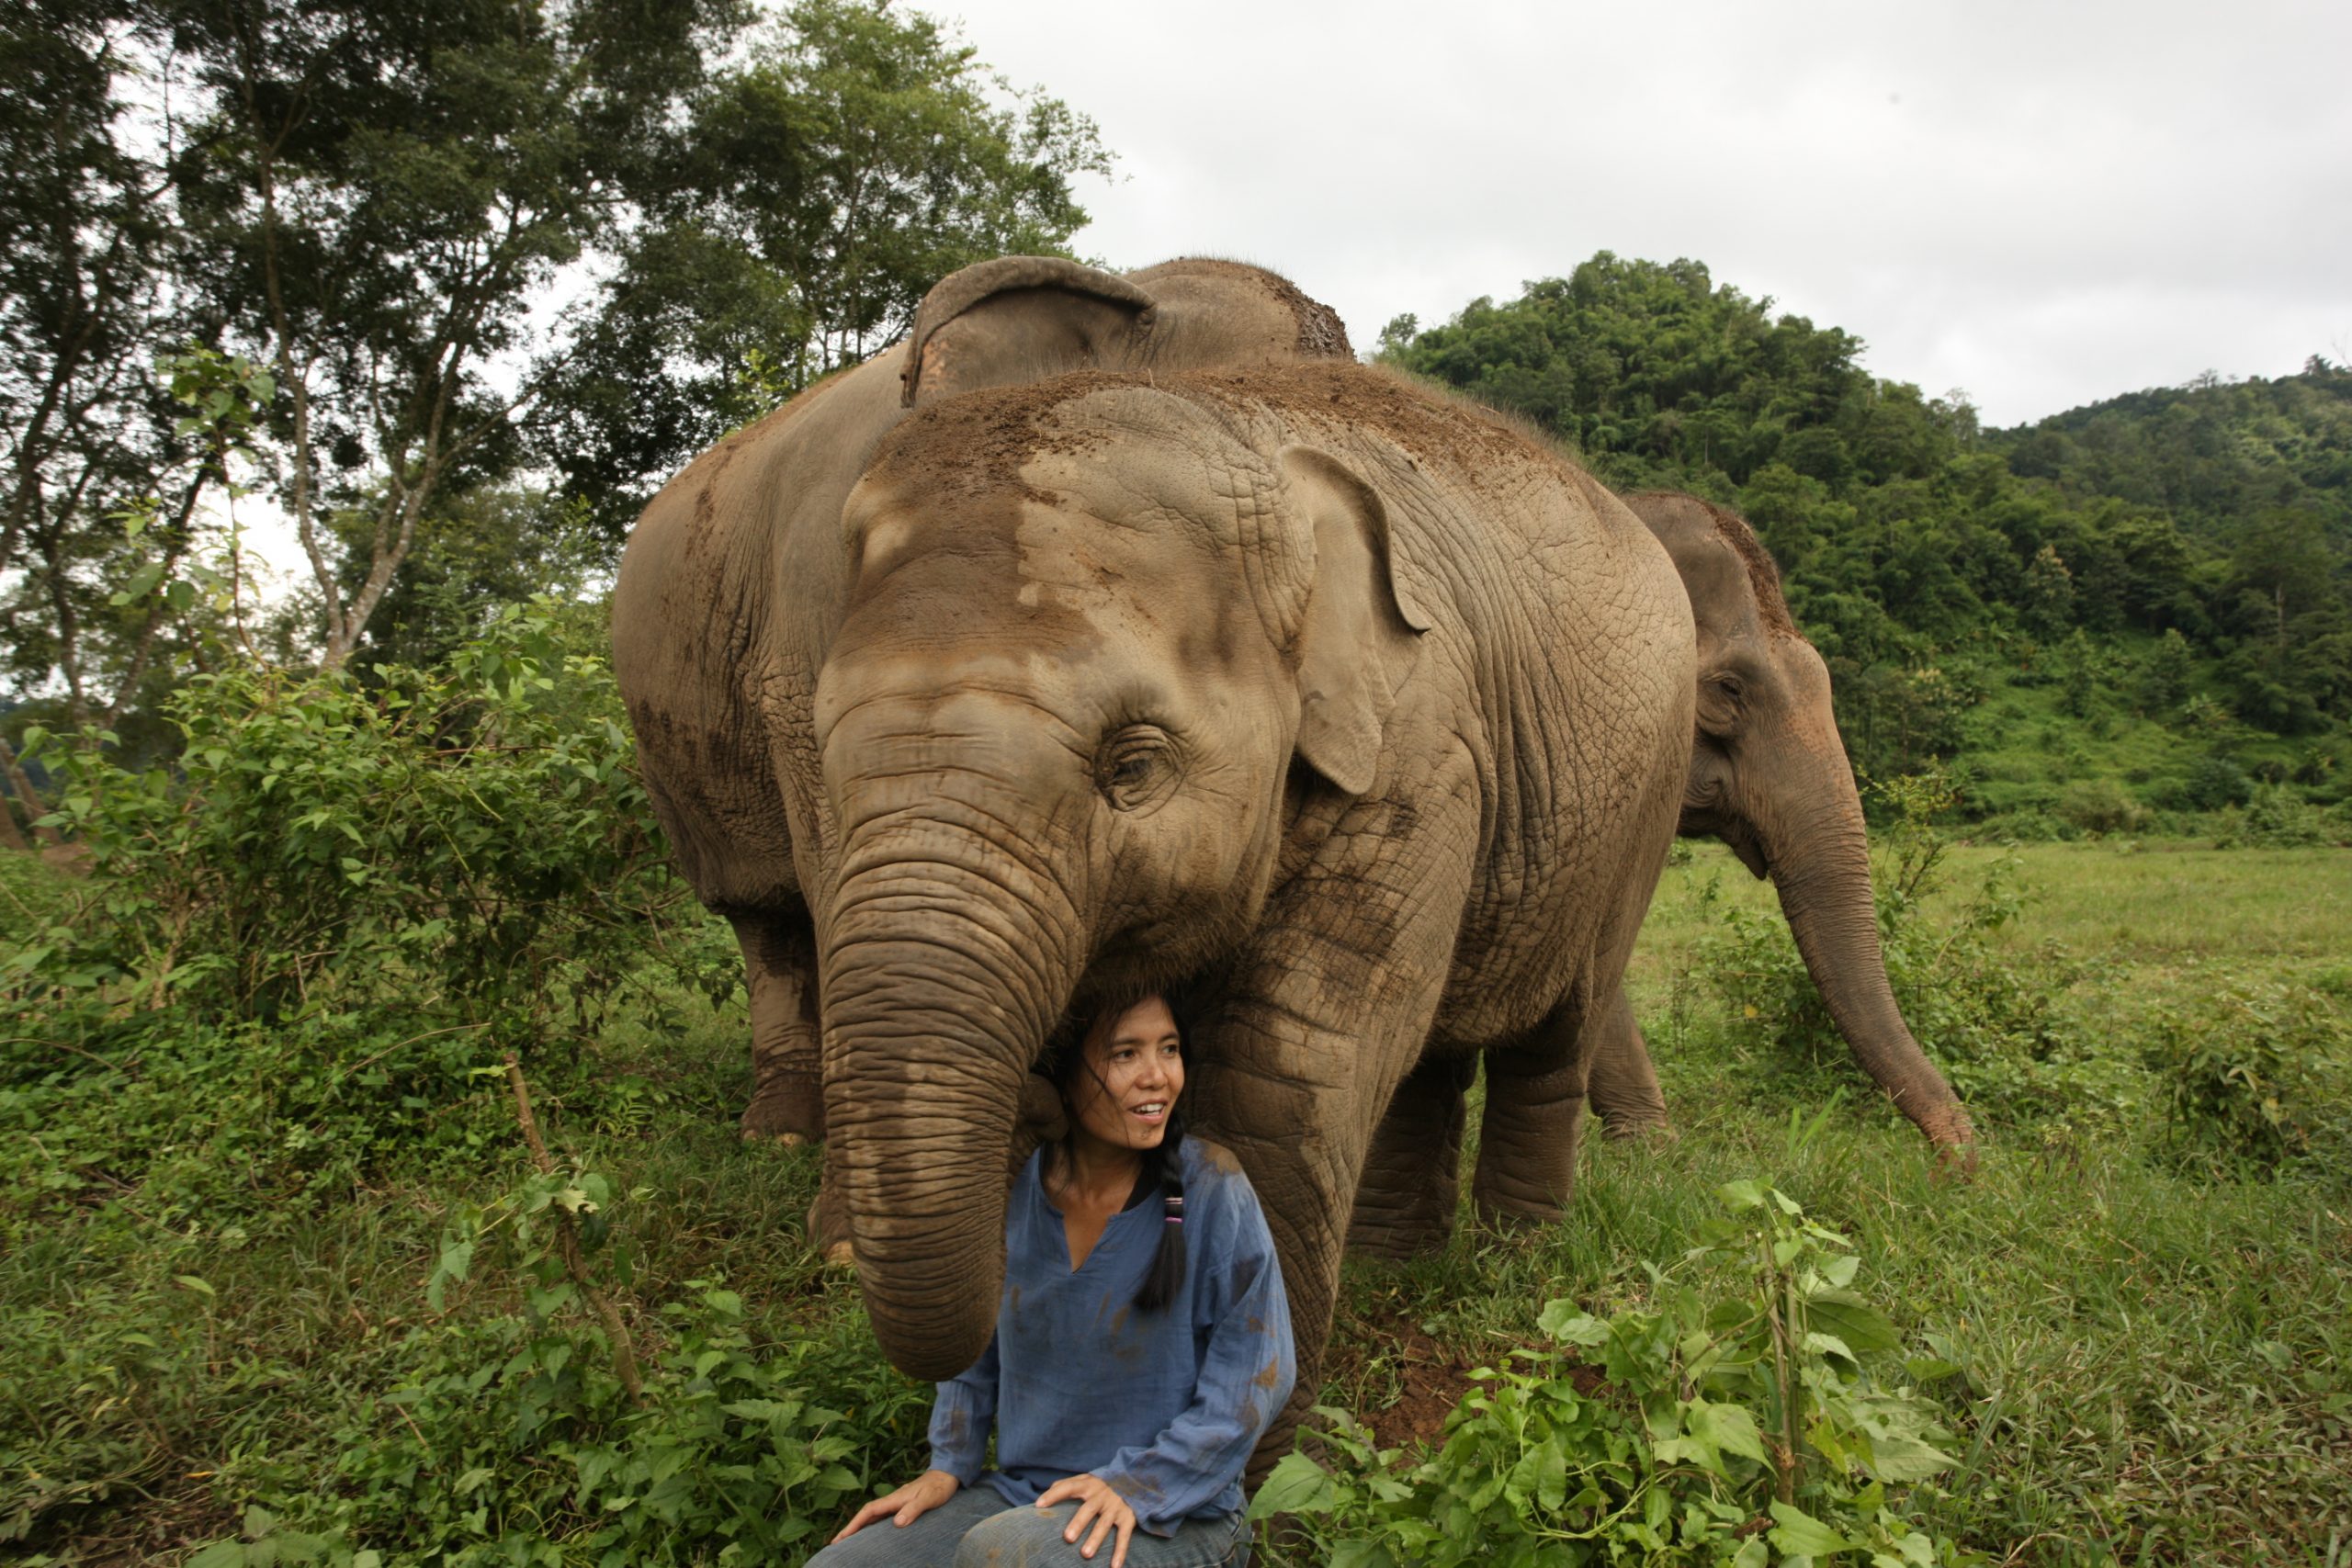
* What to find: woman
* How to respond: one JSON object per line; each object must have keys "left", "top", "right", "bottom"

{"left": 811, "top": 991, "right": 1293, "bottom": 1568}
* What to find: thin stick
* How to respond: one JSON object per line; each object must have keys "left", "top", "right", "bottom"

{"left": 503, "top": 1053, "right": 644, "bottom": 1400}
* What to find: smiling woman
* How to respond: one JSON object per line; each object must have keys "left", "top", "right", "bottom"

{"left": 808, "top": 992, "right": 1292, "bottom": 1568}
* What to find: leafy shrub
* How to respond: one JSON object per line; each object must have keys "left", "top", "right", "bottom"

{"left": 2149, "top": 983, "right": 2351, "bottom": 1179}
{"left": 2172, "top": 755, "right": 2255, "bottom": 811}
{"left": 2225, "top": 784, "right": 2339, "bottom": 848}
{"left": 1257, "top": 1181, "right": 1977, "bottom": 1567}
{"left": 2055, "top": 778, "right": 2146, "bottom": 837}
{"left": 183, "top": 1156, "right": 928, "bottom": 1567}
{"left": 8, "top": 598, "right": 732, "bottom": 1051}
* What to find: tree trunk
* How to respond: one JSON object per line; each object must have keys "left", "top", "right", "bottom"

{"left": 0, "top": 734, "right": 62, "bottom": 848}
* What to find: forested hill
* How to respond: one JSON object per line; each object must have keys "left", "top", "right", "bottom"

{"left": 1378, "top": 255, "right": 2352, "bottom": 838}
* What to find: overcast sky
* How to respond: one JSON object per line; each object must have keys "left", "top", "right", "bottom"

{"left": 939, "top": 0, "right": 2352, "bottom": 429}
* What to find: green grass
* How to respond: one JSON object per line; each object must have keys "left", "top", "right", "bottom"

{"left": 6, "top": 844, "right": 2351, "bottom": 1564}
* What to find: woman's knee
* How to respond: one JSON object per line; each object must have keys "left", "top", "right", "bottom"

{"left": 953, "top": 1501, "right": 1080, "bottom": 1567}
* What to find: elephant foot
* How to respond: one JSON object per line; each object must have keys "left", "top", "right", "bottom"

{"left": 1470, "top": 1190, "right": 1565, "bottom": 1235}
{"left": 1597, "top": 1115, "right": 1677, "bottom": 1144}
{"left": 738, "top": 1068, "right": 824, "bottom": 1144}
{"left": 1344, "top": 1201, "right": 1456, "bottom": 1260}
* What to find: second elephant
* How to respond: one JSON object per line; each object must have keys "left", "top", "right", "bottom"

{"left": 1583, "top": 491, "right": 1975, "bottom": 1154}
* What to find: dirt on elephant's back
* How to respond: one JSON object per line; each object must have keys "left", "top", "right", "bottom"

{"left": 1174, "top": 361, "right": 1560, "bottom": 484}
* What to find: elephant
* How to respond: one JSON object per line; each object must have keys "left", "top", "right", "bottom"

{"left": 624, "top": 356, "right": 1694, "bottom": 1469}
{"left": 1578, "top": 491, "right": 1977, "bottom": 1156}
{"left": 611, "top": 254, "right": 1355, "bottom": 1164}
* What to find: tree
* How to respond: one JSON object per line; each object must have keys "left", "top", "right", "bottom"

{"left": 540, "top": 0, "right": 1112, "bottom": 534}
{"left": 162, "top": 0, "right": 747, "bottom": 668}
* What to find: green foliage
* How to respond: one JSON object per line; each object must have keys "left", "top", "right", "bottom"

{"left": 1380, "top": 256, "right": 2352, "bottom": 808}
{"left": 156, "top": 1145, "right": 929, "bottom": 1568}
{"left": 1258, "top": 1182, "right": 1976, "bottom": 1567}
{"left": 2150, "top": 983, "right": 2352, "bottom": 1178}
{"left": 543, "top": 0, "right": 1114, "bottom": 532}
{"left": 9, "top": 600, "right": 723, "bottom": 1043}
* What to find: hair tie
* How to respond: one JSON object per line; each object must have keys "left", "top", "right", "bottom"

{"left": 1163, "top": 1194, "right": 1184, "bottom": 1225}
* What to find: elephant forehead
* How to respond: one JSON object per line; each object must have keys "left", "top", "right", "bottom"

{"left": 1011, "top": 447, "right": 1250, "bottom": 618}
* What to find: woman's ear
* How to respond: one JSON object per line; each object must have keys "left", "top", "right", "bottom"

{"left": 1275, "top": 446, "right": 1431, "bottom": 795}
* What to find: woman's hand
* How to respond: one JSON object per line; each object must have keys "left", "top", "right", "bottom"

{"left": 831, "top": 1469, "right": 961, "bottom": 1542}
{"left": 1036, "top": 1472, "right": 1138, "bottom": 1567}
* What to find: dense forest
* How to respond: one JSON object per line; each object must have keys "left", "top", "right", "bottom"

{"left": 4, "top": 7, "right": 2347, "bottom": 845}
{"left": 1381, "top": 258, "right": 2352, "bottom": 838}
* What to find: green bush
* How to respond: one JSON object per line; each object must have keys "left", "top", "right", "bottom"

{"left": 7, "top": 598, "right": 732, "bottom": 1052}
{"left": 2055, "top": 778, "right": 2146, "bottom": 837}
{"left": 1258, "top": 1181, "right": 1977, "bottom": 1567}
{"left": 2149, "top": 983, "right": 2352, "bottom": 1179}
{"left": 176, "top": 1156, "right": 929, "bottom": 1567}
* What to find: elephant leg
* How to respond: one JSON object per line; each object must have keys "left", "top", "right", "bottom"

{"left": 1347, "top": 1051, "right": 1476, "bottom": 1259}
{"left": 1469, "top": 1002, "right": 1589, "bottom": 1228}
{"left": 729, "top": 911, "right": 852, "bottom": 1261}
{"left": 1583, "top": 983, "right": 1673, "bottom": 1141}
{"left": 1193, "top": 779, "right": 1477, "bottom": 1487}
{"left": 730, "top": 910, "right": 826, "bottom": 1144}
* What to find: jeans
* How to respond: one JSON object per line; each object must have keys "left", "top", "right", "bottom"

{"left": 803, "top": 1482, "right": 1251, "bottom": 1568}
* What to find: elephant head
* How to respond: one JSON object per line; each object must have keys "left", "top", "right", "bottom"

{"left": 1624, "top": 491, "right": 1976, "bottom": 1156}
{"left": 812, "top": 382, "right": 1425, "bottom": 1376}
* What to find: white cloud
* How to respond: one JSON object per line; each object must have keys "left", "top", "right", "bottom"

{"left": 946, "top": 0, "right": 2352, "bottom": 424}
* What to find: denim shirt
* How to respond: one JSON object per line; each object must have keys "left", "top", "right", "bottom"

{"left": 926, "top": 1136, "right": 1295, "bottom": 1534}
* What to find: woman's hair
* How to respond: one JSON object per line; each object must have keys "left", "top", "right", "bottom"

{"left": 1045, "top": 988, "right": 1190, "bottom": 1314}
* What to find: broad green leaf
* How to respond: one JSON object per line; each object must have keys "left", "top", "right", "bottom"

{"left": 1770, "top": 1500, "right": 1853, "bottom": 1556}
{"left": 1686, "top": 1398, "right": 1769, "bottom": 1465}
{"left": 1249, "top": 1451, "right": 1337, "bottom": 1517}
{"left": 1537, "top": 1299, "right": 1609, "bottom": 1345}
{"left": 1865, "top": 1433, "right": 1961, "bottom": 1483}
{"left": 1806, "top": 1291, "right": 1902, "bottom": 1355}
{"left": 1719, "top": 1179, "right": 1768, "bottom": 1211}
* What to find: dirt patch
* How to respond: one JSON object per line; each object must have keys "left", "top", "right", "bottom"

{"left": 1335, "top": 1305, "right": 1608, "bottom": 1453}
{"left": 1366, "top": 1317, "right": 1482, "bottom": 1450}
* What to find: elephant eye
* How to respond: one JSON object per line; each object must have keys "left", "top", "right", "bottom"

{"left": 1698, "top": 671, "right": 1746, "bottom": 739}
{"left": 1093, "top": 725, "right": 1181, "bottom": 814}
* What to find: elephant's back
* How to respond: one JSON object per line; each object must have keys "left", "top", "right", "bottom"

{"left": 612, "top": 351, "right": 910, "bottom": 907}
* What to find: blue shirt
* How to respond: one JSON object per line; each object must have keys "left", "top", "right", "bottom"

{"left": 926, "top": 1135, "right": 1295, "bottom": 1534}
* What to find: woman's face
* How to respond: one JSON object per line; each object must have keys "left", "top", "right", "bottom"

{"left": 1066, "top": 995, "right": 1185, "bottom": 1156}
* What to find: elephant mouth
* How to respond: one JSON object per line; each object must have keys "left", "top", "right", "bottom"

{"left": 1683, "top": 809, "right": 1770, "bottom": 880}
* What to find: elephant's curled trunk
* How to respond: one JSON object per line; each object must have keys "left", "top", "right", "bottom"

{"left": 820, "top": 822, "right": 1084, "bottom": 1379}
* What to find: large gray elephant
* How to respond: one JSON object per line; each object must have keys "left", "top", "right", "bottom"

{"left": 613, "top": 254, "right": 1353, "bottom": 1155}
{"left": 625, "top": 358, "right": 1694, "bottom": 1465}
{"left": 1583, "top": 491, "right": 1976, "bottom": 1155}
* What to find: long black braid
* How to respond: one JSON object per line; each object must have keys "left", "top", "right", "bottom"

{"left": 1044, "top": 990, "right": 1190, "bottom": 1314}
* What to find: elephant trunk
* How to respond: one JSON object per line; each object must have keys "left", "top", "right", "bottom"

{"left": 820, "top": 812, "right": 1084, "bottom": 1379}
{"left": 1769, "top": 805, "right": 1978, "bottom": 1156}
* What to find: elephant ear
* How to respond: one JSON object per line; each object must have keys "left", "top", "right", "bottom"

{"left": 900, "top": 257, "right": 1159, "bottom": 408}
{"left": 1277, "top": 446, "right": 1432, "bottom": 796}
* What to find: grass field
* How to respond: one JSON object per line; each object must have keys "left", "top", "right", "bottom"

{"left": 5, "top": 843, "right": 2348, "bottom": 1565}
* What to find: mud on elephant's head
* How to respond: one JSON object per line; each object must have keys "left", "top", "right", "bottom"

{"left": 811, "top": 378, "right": 1427, "bottom": 1374}
{"left": 1626, "top": 491, "right": 1975, "bottom": 1156}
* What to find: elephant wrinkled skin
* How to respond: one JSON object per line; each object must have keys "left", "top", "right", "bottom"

{"left": 627, "top": 358, "right": 1694, "bottom": 1471}
{"left": 613, "top": 255, "right": 1355, "bottom": 1168}
{"left": 1581, "top": 492, "right": 1976, "bottom": 1156}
